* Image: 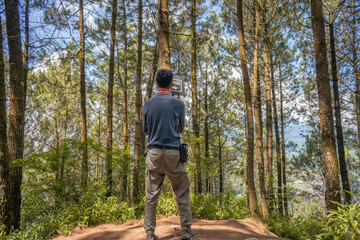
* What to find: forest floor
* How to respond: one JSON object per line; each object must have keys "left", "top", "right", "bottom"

{"left": 53, "top": 215, "right": 289, "bottom": 240}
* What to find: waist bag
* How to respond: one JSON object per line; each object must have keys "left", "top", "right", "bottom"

{"left": 179, "top": 143, "right": 188, "bottom": 163}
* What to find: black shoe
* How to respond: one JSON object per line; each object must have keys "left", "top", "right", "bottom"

{"left": 181, "top": 228, "right": 196, "bottom": 240}
{"left": 146, "top": 232, "right": 159, "bottom": 240}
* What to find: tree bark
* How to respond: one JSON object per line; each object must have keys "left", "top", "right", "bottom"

{"left": 79, "top": 0, "right": 88, "bottom": 191}
{"left": 0, "top": 15, "right": 11, "bottom": 233}
{"left": 191, "top": 0, "right": 202, "bottom": 194}
{"left": 329, "top": 16, "right": 351, "bottom": 204}
{"left": 145, "top": 41, "right": 159, "bottom": 102}
{"left": 106, "top": 0, "right": 117, "bottom": 197}
{"left": 122, "top": 0, "right": 129, "bottom": 200}
{"left": 253, "top": 0, "right": 269, "bottom": 223}
{"left": 279, "top": 59, "right": 288, "bottom": 215}
{"left": 133, "top": 0, "right": 143, "bottom": 202}
{"left": 351, "top": 0, "right": 360, "bottom": 155}
{"left": 310, "top": 0, "right": 341, "bottom": 211}
{"left": 24, "top": 0, "right": 29, "bottom": 106}
{"left": 204, "top": 64, "right": 210, "bottom": 193}
{"left": 271, "top": 54, "right": 283, "bottom": 214}
{"left": 55, "top": 117, "right": 61, "bottom": 207}
{"left": 158, "top": 0, "right": 171, "bottom": 70}
{"left": 218, "top": 134, "right": 223, "bottom": 194}
{"left": 262, "top": 0, "right": 274, "bottom": 210}
{"left": 96, "top": 109, "right": 100, "bottom": 180}
{"left": 61, "top": 67, "right": 70, "bottom": 181}
{"left": 5, "top": 0, "right": 25, "bottom": 229}
{"left": 237, "top": 0, "right": 260, "bottom": 220}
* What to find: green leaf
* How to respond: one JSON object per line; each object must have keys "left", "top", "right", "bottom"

{"left": 349, "top": 208, "right": 357, "bottom": 219}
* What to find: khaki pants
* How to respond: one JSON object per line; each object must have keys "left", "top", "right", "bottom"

{"left": 144, "top": 148, "right": 192, "bottom": 233}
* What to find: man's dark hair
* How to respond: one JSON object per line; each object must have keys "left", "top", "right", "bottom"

{"left": 156, "top": 69, "right": 173, "bottom": 88}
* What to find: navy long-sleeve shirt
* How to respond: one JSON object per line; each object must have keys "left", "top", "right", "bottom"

{"left": 142, "top": 94, "right": 185, "bottom": 149}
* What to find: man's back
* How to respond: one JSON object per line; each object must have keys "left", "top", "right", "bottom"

{"left": 142, "top": 94, "right": 185, "bottom": 149}
{"left": 143, "top": 70, "right": 195, "bottom": 240}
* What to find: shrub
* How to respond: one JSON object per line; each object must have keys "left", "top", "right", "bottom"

{"left": 268, "top": 197, "right": 326, "bottom": 240}
{"left": 3, "top": 195, "right": 135, "bottom": 240}
{"left": 191, "top": 190, "right": 250, "bottom": 220}
{"left": 316, "top": 192, "right": 360, "bottom": 240}
{"left": 156, "top": 191, "right": 179, "bottom": 217}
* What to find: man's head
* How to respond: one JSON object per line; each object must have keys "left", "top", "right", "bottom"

{"left": 156, "top": 69, "right": 173, "bottom": 89}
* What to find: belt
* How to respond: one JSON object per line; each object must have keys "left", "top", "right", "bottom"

{"left": 148, "top": 145, "right": 179, "bottom": 150}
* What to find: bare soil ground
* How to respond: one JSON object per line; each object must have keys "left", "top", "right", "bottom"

{"left": 53, "top": 215, "right": 289, "bottom": 240}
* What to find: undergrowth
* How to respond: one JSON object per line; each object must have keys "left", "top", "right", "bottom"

{"left": 268, "top": 193, "right": 360, "bottom": 240}
{"left": 2, "top": 193, "right": 135, "bottom": 240}
{"left": 267, "top": 198, "right": 326, "bottom": 240}
{"left": 1, "top": 189, "right": 249, "bottom": 240}
{"left": 315, "top": 192, "right": 360, "bottom": 240}
{"left": 2, "top": 184, "right": 359, "bottom": 240}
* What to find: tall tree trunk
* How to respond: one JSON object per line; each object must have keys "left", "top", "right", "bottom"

{"left": 191, "top": 0, "right": 202, "bottom": 194}
{"left": 5, "top": 0, "right": 25, "bottom": 229}
{"left": 145, "top": 41, "right": 159, "bottom": 102}
{"left": 61, "top": 69, "right": 70, "bottom": 181}
{"left": 96, "top": 109, "right": 100, "bottom": 180}
{"left": 55, "top": 117, "right": 60, "bottom": 207}
{"left": 329, "top": 16, "right": 351, "bottom": 204}
{"left": 271, "top": 55, "right": 283, "bottom": 214}
{"left": 218, "top": 134, "right": 223, "bottom": 194}
{"left": 122, "top": 0, "right": 129, "bottom": 200}
{"left": 133, "top": 0, "right": 143, "bottom": 202}
{"left": 79, "top": 0, "right": 88, "bottom": 191}
{"left": 351, "top": 0, "right": 360, "bottom": 153}
{"left": 253, "top": 0, "right": 268, "bottom": 223}
{"left": 310, "top": 0, "right": 341, "bottom": 211}
{"left": 279, "top": 59, "right": 288, "bottom": 215}
{"left": 204, "top": 64, "right": 210, "bottom": 193}
{"left": 262, "top": 0, "right": 274, "bottom": 210}
{"left": 106, "top": 0, "right": 117, "bottom": 197}
{"left": 237, "top": 0, "right": 260, "bottom": 220}
{"left": 0, "top": 15, "right": 11, "bottom": 233}
{"left": 158, "top": 0, "right": 170, "bottom": 70}
{"left": 24, "top": 0, "right": 29, "bottom": 105}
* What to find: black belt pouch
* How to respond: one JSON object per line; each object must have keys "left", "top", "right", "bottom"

{"left": 179, "top": 143, "right": 188, "bottom": 163}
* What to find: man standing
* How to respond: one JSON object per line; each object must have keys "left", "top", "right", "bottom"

{"left": 143, "top": 70, "right": 196, "bottom": 240}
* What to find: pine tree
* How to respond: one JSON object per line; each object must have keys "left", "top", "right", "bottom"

{"left": 279, "top": 58, "right": 288, "bottom": 215}
{"left": 5, "top": 0, "right": 26, "bottom": 229}
{"left": 144, "top": 41, "right": 159, "bottom": 102}
{"left": 0, "top": 15, "right": 11, "bottom": 234}
{"left": 79, "top": 0, "right": 88, "bottom": 191}
{"left": 236, "top": 0, "right": 260, "bottom": 220}
{"left": 106, "top": 0, "right": 118, "bottom": 197}
{"left": 158, "top": 0, "right": 171, "bottom": 70}
{"left": 310, "top": 0, "right": 341, "bottom": 211}
{"left": 327, "top": 4, "right": 351, "bottom": 204}
{"left": 191, "top": 0, "right": 202, "bottom": 194}
{"left": 253, "top": 0, "right": 269, "bottom": 222}
{"left": 262, "top": 0, "right": 274, "bottom": 209}
{"left": 271, "top": 54, "right": 283, "bottom": 214}
{"left": 121, "top": 0, "right": 129, "bottom": 200}
{"left": 133, "top": 0, "right": 143, "bottom": 202}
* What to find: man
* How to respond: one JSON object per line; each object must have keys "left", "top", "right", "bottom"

{"left": 143, "top": 69, "right": 196, "bottom": 240}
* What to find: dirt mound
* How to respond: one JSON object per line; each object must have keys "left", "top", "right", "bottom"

{"left": 53, "top": 215, "right": 288, "bottom": 240}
